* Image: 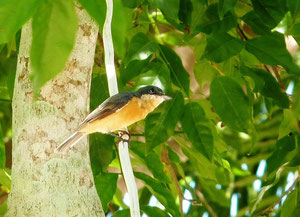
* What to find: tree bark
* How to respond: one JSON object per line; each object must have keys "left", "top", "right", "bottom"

{"left": 6, "top": 7, "right": 104, "bottom": 217}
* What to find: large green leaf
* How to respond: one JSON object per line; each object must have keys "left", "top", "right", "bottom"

{"left": 241, "top": 10, "right": 272, "bottom": 35}
{"left": 30, "top": 0, "right": 78, "bottom": 92}
{"left": 148, "top": 0, "right": 180, "bottom": 21}
{"left": 218, "top": 0, "right": 237, "bottom": 18}
{"left": 141, "top": 206, "right": 170, "bottom": 217}
{"left": 287, "top": 0, "right": 300, "bottom": 23}
{"left": 203, "top": 33, "right": 244, "bottom": 63}
{"left": 158, "top": 45, "right": 190, "bottom": 96}
{"left": 94, "top": 172, "right": 118, "bottom": 212}
{"left": 133, "top": 60, "right": 172, "bottom": 93}
{"left": 145, "top": 91, "right": 184, "bottom": 151}
{"left": 90, "top": 134, "right": 115, "bottom": 175}
{"left": 0, "top": 0, "right": 41, "bottom": 44}
{"left": 281, "top": 187, "right": 300, "bottom": 217}
{"left": 178, "top": 0, "right": 193, "bottom": 25}
{"left": 0, "top": 124, "right": 5, "bottom": 169}
{"left": 245, "top": 32, "right": 300, "bottom": 76}
{"left": 77, "top": 0, "right": 106, "bottom": 27}
{"left": 126, "top": 33, "right": 157, "bottom": 64}
{"left": 180, "top": 102, "right": 214, "bottom": 160}
{"left": 240, "top": 66, "right": 289, "bottom": 108}
{"left": 112, "top": 209, "right": 130, "bottom": 217}
{"left": 210, "top": 76, "right": 250, "bottom": 132}
{"left": 78, "top": 0, "right": 130, "bottom": 57}
{"left": 196, "top": 3, "right": 236, "bottom": 34}
{"left": 266, "top": 134, "right": 296, "bottom": 174}
{"left": 251, "top": 0, "right": 287, "bottom": 28}
{"left": 145, "top": 152, "right": 170, "bottom": 183}
{"left": 135, "top": 172, "right": 181, "bottom": 217}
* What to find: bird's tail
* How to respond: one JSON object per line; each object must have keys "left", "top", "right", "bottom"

{"left": 55, "top": 132, "right": 85, "bottom": 152}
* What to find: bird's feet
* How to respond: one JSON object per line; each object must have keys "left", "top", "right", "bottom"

{"left": 108, "top": 131, "right": 130, "bottom": 144}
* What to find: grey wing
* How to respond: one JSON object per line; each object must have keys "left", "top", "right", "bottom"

{"left": 78, "top": 92, "right": 134, "bottom": 128}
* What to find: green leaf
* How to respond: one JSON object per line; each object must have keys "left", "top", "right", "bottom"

{"left": 145, "top": 91, "right": 184, "bottom": 151}
{"left": 90, "top": 134, "right": 115, "bottom": 175}
{"left": 120, "top": 58, "right": 151, "bottom": 85}
{"left": 145, "top": 152, "right": 170, "bottom": 183}
{"left": 0, "top": 0, "right": 41, "bottom": 44}
{"left": 196, "top": 4, "right": 236, "bottom": 34}
{"left": 194, "top": 60, "right": 218, "bottom": 89}
{"left": 245, "top": 32, "right": 300, "bottom": 76}
{"left": 30, "top": 0, "right": 78, "bottom": 92}
{"left": 0, "top": 169, "right": 11, "bottom": 189}
{"left": 126, "top": 33, "right": 157, "bottom": 63}
{"left": 266, "top": 134, "right": 296, "bottom": 174}
{"left": 77, "top": 0, "right": 106, "bottom": 27}
{"left": 79, "top": 0, "right": 130, "bottom": 57}
{"left": 180, "top": 102, "right": 214, "bottom": 160}
{"left": 141, "top": 206, "right": 170, "bottom": 217}
{"left": 122, "top": 0, "right": 143, "bottom": 9}
{"left": 148, "top": 0, "right": 180, "bottom": 20}
{"left": 112, "top": 209, "right": 130, "bottom": 217}
{"left": 281, "top": 186, "right": 300, "bottom": 217}
{"left": 90, "top": 72, "right": 110, "bottom": 110}
{"left": 251, "top": 0, "right": 287, "bottom": 28}
{"left": 287, "top": 0, "right": 300, "bottom": 23}
{"left": 133, "top": 60, "right": 172, "bottom": 92}
{"left": 94, "top": 172, "right": 118, "bottom": 212}
{"left": 135, "top": 172, "right": 181, "bottom": 217}
{"left": 218, "top": 0, "right": 237, "bottom": 18}
{"left": 241, "top": 10, "right": 272, "bottom": 35}
{"left": 240, "top": 65, "right": 265, "bottom": 92}
{"left": 203, "top": 33, "right": 244, "bottom": 63}
{"left": 178, "top": 0, "right": 193, "bottom": 25}
{"left": 210, "top": 76, "right": 250, "bottom": 132}
{"left": 240, "top": 66, "right": 289, "bottom": 108}
{"left": 0, "top": 124, "right": 5, "bottom": 169}
{"left": 158, "top": 45, "right": 190, "bottom": 96}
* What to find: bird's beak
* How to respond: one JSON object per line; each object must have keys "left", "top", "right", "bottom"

{"left": 162, "top": 95, "right": 172, "bottom": 101}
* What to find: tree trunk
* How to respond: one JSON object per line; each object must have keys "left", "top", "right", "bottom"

{"left": 6, "top": 7, "right": 104, "bottom": 217}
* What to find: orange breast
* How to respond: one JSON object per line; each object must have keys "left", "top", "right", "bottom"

{"left": 79, "top": 97, "right": 148, "bottom": 134}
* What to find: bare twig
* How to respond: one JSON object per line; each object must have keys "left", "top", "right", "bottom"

{"left": 271, "top": 66, "right": 285, "bottom": 91}
{"left": 161, "top": 146, "right": 184, "bottom": 217}
{"left": 195, "top": 190, "right": 217, "bottom": 217}
{"left": 257, "top": 173, "right": 300, "bottom": 216}
{"left": 210, "top": 62, "right": 224, "bottom": 76}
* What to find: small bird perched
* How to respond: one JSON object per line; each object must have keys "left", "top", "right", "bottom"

{"left": 56, "top": 85, "right": 171, "bottom": 152}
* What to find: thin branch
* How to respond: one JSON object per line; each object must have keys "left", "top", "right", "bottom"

{"left": 271, "top": 66, "right": 285, "bottom": 91}
{"left": 210, "top": 62, "right": 224, "bottom": 76}
{"left": 257, "top": 173, "right": 300, "bottom": 216}
{"left": 195, "top": 190, "right": 217, "bottom": 217}
{"left": 161, "top": 146, "right": 184, "bottom": 217}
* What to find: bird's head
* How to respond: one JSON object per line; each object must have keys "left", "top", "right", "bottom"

{"left": 135, "top": 85, "right": 171, "bottom": 101}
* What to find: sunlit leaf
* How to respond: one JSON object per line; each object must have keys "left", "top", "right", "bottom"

{"left": 0, "top": 0, "right": 41, "bottom": 44}
{"left": 141, "top": 206, "right": 170, "bottom": 217}
{"left": 203, "top": 33, "right": 244, "bottom": 63}
{"left": 196, "top": 4, "right": 236, "bottom": 34}
{"left": 245, "top": 32, "right": 300, "bottom": 76}
{"left": 180, "top": 102, "right": 214, "bottom": 160}
{"left": 148, "top": 0, "right": 180, "bottom": 20}
{"left": 251, "top": 0, "right": 287, "bottom": 28}
{"left": 30, "top": 0, "right": 78, "bottom": 92}
{"left": 135, "top": 172, "right": 181, "bottom": 217}
{"left": 0, "top": 124, "right": 5, "bottom": 169}
{"left": 210, "top": 76, "right": 250, "bottom": 132}
{"left": 145, "top": 91, "right": 184, "bottom": 151}
{"left": 158, "top": 45, "right": 190, "bottom": 96}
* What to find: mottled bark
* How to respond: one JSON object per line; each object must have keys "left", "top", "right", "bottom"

{"left": 6, "top": 7, "right": 104, "bottom": 217}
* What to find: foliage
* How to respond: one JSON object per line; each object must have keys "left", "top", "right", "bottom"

{"left": 0, "top": 0, "right": 300, "bottom": 217}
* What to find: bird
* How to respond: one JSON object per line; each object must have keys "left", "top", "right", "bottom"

{"left": 56, "top": 85, "right": 171, "bottom": 152}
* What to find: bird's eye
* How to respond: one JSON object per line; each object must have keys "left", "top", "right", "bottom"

{"left": 149, "top": 88, "right": 155, "bottom": 94}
